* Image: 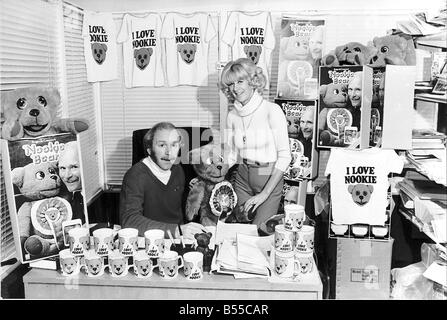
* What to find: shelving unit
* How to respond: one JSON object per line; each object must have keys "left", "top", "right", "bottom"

{"left": 415, "top": 93, "right": 447, "bottom": 104}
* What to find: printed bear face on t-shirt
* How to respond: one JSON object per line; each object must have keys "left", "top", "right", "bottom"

{"left": 244, "top": 45, "right": 262, "bottom": 64}
{"left": 134, "top": 47, "right": 153, "bottom": 70}
{"left": 91, "top": 43, "right": 107, "bottom": 65}
{"left": 177, "top": 43, "right": 197, "bottom": 64}
{"left": 348, "top": 184, "right": 374, "bottom": 206}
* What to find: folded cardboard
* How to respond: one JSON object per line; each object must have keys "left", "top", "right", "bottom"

{"left": 336, "top": 238, "right": 394, "bottom": 300}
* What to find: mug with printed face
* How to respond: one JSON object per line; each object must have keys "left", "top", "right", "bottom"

{"left": 183, "top": 251, "right": 203, "bottom": 280}
{"left": 274, "top": 224, "right": 295, "bottom": 253}
{"left": 118, "top": 228, "right": 138, "bottom": 257}
{"left": 108, "top": 250, "right": 130, "bottom": 277}
{"left": 294, "top": 225, "right": 315, "bottom": 253}
{"left": 68, "top": 227, "right": 90, "bottom": 256}
{"left": 83, "top": 249, "right": 106, "bottom": 277}
{"left": 144, "top": 229, "right": 165, "bottom": 258}
{"left": 93, "top": 228, "right": 114, "bottom": 256}
{"left": 158, "top": 250, "right": 184, "bottom": 279}
{"left": 133, "top": 250, "right": 158, "bottom": 278}
{"left": 274, "top": 251, "right": 298, "bottom": 278}
{"left": 59, "top": 249, "right": 82, "bottom": 276}
{"left": 284, "top": 204, "right": 305, "bottom": 231}
{"left": 294, "top": 251, "right": 314, "bottom": 275}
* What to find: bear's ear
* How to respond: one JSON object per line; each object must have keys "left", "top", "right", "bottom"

{"left": 206, "top": 232, "right": 212, "bottom": 238}
{"left": 319, "top": 84, "right": 328, "bottom": 97}
{"left": 11, "top": 167, "right": 25, "bottom": 188}
{"left": 347, "top": 184, "right": 355, "bottom": 194}
{"left": 367, "top": 184, "right": 374, "bottom": 193}
{"left": 243, "top": 45, "right": 249, "bottom": 54}
{"left": 101, "top": 43, "right": 108, "bottom": 52}
{"left": 177, "top": 45, "right": 183, "bottom": 52}
{"left": 194, "top": 233, "right": 200, "bottom": 240}
{"left": 148, "top": 47, "right": 154, "bottom": 56}
{"left": 191, "top": 43, "right": 197, "bottom": 51}
{"left": 134, "top": 49, "right": 138, "bottom": 58}
{"left": 45, "top": 87, "right": 61, "bottom": 107}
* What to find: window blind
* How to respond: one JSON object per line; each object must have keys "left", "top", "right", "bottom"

{"left": 0, "top": 0, "right": 62, "bottom": 262}
{"left": 62, "top": 2, "right": 102, "bottom": 203}
{"left": 100, "top": 14, "right": 221, "bottom": 186}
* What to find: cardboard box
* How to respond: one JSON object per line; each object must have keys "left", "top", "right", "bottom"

{"left": 336, "top": 238, "right": 394, "bottom": 300}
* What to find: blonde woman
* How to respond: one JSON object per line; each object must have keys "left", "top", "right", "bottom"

{"left": 220, "top": 58, "right": 291, "bottom": 228}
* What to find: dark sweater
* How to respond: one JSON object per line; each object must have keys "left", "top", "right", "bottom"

{"left": 119, "top": 161, "right": 185, "bottom": 237}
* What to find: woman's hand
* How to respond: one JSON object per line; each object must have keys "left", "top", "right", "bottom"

{"left": 243, "top": 191, "right": 269, "bottom": 215}
{"left": 175, "top": 222, "right": 205, "bottom": 241}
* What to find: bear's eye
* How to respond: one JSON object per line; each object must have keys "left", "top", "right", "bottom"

{"left": 380, "top": 46, "right": 389, "bottom": 53}
{"left": 343, "top": 47, "right": 349, "bottom": 51}
{"left": 333, "top": 89, "right": 339, "bottom": 94}
{"left": 183, "top": 50, "right": 187, "bottom": 54}
{"left": 189, "top": 50, "right": 193, "bottom": 54}
{"left": 16, "top": 98, "right": 27, "bottom": 109}
{"left": 353, "top": 47, "right": 362, "bottom": 52}
{"left": 143, "top": 54, "right": 148, "bottom": 59}
{"left": 254, "top": 52, "right": 258, "bottom": 57}
{"left": 35, "top": 171, "right": 45, "bottom": 180}
{"left": 38, "top": 96, "right": 47, "bottom": 106}
{"left": 99, "top": 49, "right": 103, "bottom": 54}
{"left": 48, "top": 168, "right": 56, "bottom": 175}
{"left": 355, "top": 191, "right": 360, "bottom": 196}
{"left": 363, "top": 191, "right": 368, "bottom": 196}
{"left": 205, "top": 158, "right": 212, "bottom": 165}
{"left": 138, "top": 55, "right": 142, "bottom": 59}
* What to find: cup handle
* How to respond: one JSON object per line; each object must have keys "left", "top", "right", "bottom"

{"left": 178, "top": 256, "right": 184, "bottom": 269}
{"left": 294, "top": 259, "right": 301, "bottom": 275}
{"left": 152, "top": 259, "right": 159, "bottom": 269}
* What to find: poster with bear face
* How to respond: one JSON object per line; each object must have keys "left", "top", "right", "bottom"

{"left": 1, "top": 133, "right": 89, "bottom": 263}
{"left": 317, "top": 66, "right": 373, "bottom": 149}
{"left": 276, "top": 18, "right": 325, "bottom": 100}
{"left": 275, "top": 99, "right": 318, "bottom": 181}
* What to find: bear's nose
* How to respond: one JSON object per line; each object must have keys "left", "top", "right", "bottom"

{"left": 50, "top": 175, "right": 58, "bottom": 181}
{"left": 216, "top": 165, "right": 222, "bottom": 170}
{"left": 359, "top": 195, "right": 364, "bottom": 200}
{"left": 29, "top": 109, "right": 40, "bottom": 117}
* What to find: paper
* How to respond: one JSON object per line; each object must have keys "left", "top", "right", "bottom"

{"left": 215, "top": 221, "right": 258, "bottom": 245}
{"left": 431, "top": 218, "right": 447, "bottom": 243}
{"left": 237, "top": 233, "right": 271, "bottom": 268}
{"left": 423, "top": 262, "right": 447, "bottom": 286}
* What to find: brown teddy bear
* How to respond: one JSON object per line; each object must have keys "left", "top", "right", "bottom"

{"left": 185, "top": 143, "right": 239, "bottom": 227}
{"left": 369, "top": 34, "right": 416, "bottom": 67}
{"left": 322, "top": 42, "right": 377, "bottom": 67}
{"left": 194, "top": 231, "right": 214, "bottom": 272}
{"left": 12, "top": 162, "right": 73, "bottom": 260}
{"left": 1, "top": 86, "right": 89, "bottom": 141}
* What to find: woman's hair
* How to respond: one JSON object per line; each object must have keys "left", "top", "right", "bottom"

{"left": 143, "top": 122, "right": 179, "bottom": 153}
{"left": 219, "top": 58, "right": 266, "bottom": 103}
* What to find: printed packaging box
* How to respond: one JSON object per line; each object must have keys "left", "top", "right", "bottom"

{"left": 1, "top": 133, "right": 89, "bottom": 264}
{"left": 275, "top": 98, "right": 319, "bottom": 181}
{"left": 336, "top": 238, "right": 394, "bottom": 300}
{"left": 317, "top": 65, "right": 373, "bottom": 149}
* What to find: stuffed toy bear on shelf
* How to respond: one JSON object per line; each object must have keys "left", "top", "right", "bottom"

{"left": 1, "top": 86, "right": 89, "bottom": 141}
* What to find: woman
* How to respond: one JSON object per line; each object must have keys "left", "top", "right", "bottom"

{"left": 220, "top": 58, "right": 291, "bottom": 228}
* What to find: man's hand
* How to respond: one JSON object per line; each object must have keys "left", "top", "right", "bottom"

{"left": 175, "top": 222, "right": 204, "bottom": 241}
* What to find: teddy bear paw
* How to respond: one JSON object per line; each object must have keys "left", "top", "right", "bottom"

{"left": 24, "top": 235, "right": 50, "bottom": 256}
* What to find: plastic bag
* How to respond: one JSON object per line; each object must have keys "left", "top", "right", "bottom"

{"left": 390, "top": 262, "right": 433, "bottom": 300}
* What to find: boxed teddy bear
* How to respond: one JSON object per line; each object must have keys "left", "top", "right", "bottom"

{"left": 1, "top": 133, "right": 89, "bottom": 263}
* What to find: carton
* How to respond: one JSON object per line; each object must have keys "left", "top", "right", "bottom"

{"left": 336, "top": 238, "right": 394, "bottom": 300}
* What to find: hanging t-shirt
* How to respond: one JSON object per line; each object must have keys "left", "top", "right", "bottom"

{"left": 221, "top": 11, "right": 276, "bottom": 87}
{"left": 117, "top": 13, "right": 165, "bottom": 88}
{"left": 325, "top": 148, "right": 403, "bottom": 225}
{"left": 161, "top": 12, "right": 217, "bottom": 86}
{"left": 82, "top": 11, "right": 118, "bottom": 82}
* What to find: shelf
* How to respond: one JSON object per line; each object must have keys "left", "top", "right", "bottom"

{"left": 415, "top": 93, "right": 447, "bottom": 104}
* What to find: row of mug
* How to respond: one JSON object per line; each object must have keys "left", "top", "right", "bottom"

{"left": 274, "top": 224, "right": 314, "bottom": 254}
{"left": 67, "top": 227, "right": 168, "bottom": 258}
{"left": 274, "top": 250, "right": 314, "bottom": 278}
{"left": 59, "top": 248, "right": 204, "bottom": 280}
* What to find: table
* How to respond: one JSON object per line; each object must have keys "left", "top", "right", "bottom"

{"left": 23, "top": 267, "right": 323, "bottom": 300}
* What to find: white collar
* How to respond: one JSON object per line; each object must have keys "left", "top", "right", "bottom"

{"left": 233, "top": 91, "right": 263, "bottom": 117}
{"left": 143, "top": 156, "right": 171, "bottom": 184}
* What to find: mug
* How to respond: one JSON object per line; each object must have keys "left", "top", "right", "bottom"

{"left": 83, "top": 249, "right": 106, "bottom": 277}
{"left": 118, "top": 228, "right": 138, "bottom": 257}
{"left": 284, "top": 204, "right": 305, "bottom": 231}
{"left": 274, "top": 251, "right": 298, "bottom": 278}
{"left": 183, "top": 251, "right": 203, "bottom": 280}
{"left": 144, "top": 229, "right": 165, "bottom": 258}
{"left": 59, "top": 249, "right": 82, "bottom": 276}
{"left": 133, "top": 250, "right": 158, "bottom": 278}
{"left": 274, "top": 224, "right": 295, "bottom": 253}
{"left": 68, "top": 227, "right": 90, "bottom": 256}
{"left": 109, "top": 250, "right": 130, "bottom": 277}
{"left": 93, "top": 228, "right": 114, "bottom": 256}
{"left": 294, "top": 225, "right": 315, "bottom": 253}
{"left": 158, "top": 250, "right": 184, "bottom": 279}
{"left": 294, "top": 251, "right": 314, "bottom": 275}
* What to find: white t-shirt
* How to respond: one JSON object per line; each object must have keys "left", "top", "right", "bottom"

{"left": 82, "top": 11, "right": 118, "bottom": 82}
{"left": 117, "top": 13, "right": 165, "bottom": 88}
{"left": 325, "top": 148, "right": 403, "bottom": 225}
{"left": 161, "top": 12, "right": 216, "bottom": 86}
{"left": 222, "top": 11, "right": 276, "bottom": 87}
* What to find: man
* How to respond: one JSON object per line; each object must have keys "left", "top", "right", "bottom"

{"left": 296, "top": 106, "right": 315, "bottom": 161}
{"left": 348, "top": 71, "right": 363, "bottom": 128}
{"left": 58, "top": 141, "right": 85, "bottom": 223}
{"left": 119, "top": 122, "right": 204, "bottom": 240}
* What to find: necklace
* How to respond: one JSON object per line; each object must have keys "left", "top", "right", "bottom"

{"left": 241, "top": 99, "right": 263, "bottom": 145}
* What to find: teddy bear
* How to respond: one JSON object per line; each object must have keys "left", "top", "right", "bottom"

{"left": 318, "top": 83, "right": 350, "bottom": 147}
{"left": 322, "top": 42, "right": 377, "bottom": 67}
{"left": 11, "top": 161, "right": 73, "bottom": 259}
{"left": 1, "top": 86, "right": 89, "bottom": 141}
{"left": 186, "top": 143, "right": 240, "bottom": 227}
{"left": 368, "top": 34, "right": 416, "bottom": 67}
{"left": 194, "top": 231, "right": 214, "bottom": 272}
{"left": 277, "top": 35, "right": 315, "bottom": 98}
